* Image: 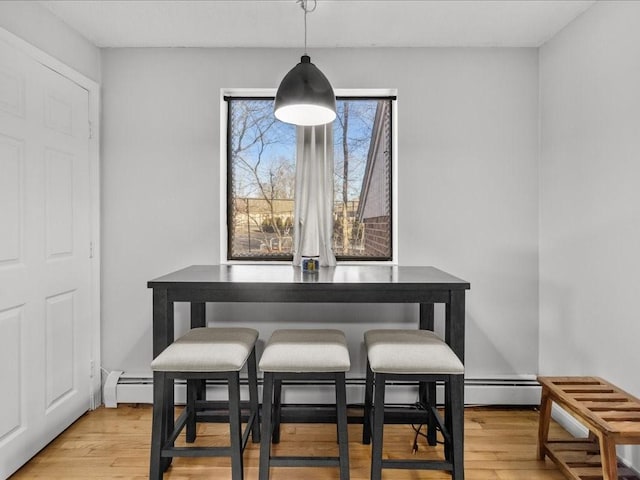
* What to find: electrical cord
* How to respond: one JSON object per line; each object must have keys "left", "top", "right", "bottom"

{"left": 410, "top": 400, "right": 445, "bottom": 453}
{"left": 411, "top": 423, "right": 444, "bottom": 453}
{"left": 411, "top": 423, "right": 423, "bottom": 453}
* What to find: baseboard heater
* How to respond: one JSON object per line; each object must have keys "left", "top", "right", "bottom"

{"left": 104, "top": 372, "right": 542, "bottom": 408}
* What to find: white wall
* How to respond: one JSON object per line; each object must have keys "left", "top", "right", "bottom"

{"left": 101, "top": 47, "right": 539, "bottom": 384}
{"left": 539, "top": 1, "right": 640, "bottom": 387}
{"left": 0, "top": 1, "right": 100, "bottom": 82}
{"left": 539, "top": 0, "right": 640, "bottom": 465}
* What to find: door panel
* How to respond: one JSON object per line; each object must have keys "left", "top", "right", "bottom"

{"left": 0, "top": 38, "right": 92, "bottom": 479}
{"left": 45, "top": 291, "right": 75, "bottom": 410}
{"left": 0, "top": 135, "right": 23, "bottom": 264}
{"left": 45, "top": 149, "right": 74, "bottom": 257}
{"left": 0, "top": 305, "right": 23, "bottom": 441}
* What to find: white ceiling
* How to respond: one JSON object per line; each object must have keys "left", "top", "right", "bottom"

{"left": 39, "top": 0, "right": 596, "bottom": 49}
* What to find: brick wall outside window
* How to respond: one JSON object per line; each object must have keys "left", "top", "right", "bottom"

{"left": 363, "top": 215, "right": 391, "bottom": 257}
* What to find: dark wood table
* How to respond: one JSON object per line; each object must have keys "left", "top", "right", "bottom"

{"left": 148, "top": 264, "right": 470, "bottom": 362}
{"left": 148, "top": 264, "right": 470, "bottom": 440}
{"left": 149, "top": 265, "right": 470, "bottom": 477}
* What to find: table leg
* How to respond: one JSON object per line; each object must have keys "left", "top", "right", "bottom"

{"left": 419, "top": 303, "right": 434, "bottom": 331}
{"left": 446, "top": 290, "right": 465, "bottom": 474}
{"left": 152, "top": 287, "right": 174, "bottom": 467}
{"left": 152, "top": 288, "right": 173, "bottom": 358}
{"left": 419, "top": 304, "right": 437, "bottom": 445}
{"left": 190, "top": 302, "right": 206, "bottom": 328}
{"left": 190, "top": 302, "right": 206, "bottom": 403}
{"left": 187, "top": 302, "right": 206, "bottom": 441}
{"left": 446, "top": 290, "right": 465, "bottom": 364}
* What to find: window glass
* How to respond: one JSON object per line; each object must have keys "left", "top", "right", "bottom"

{"left": 227, "top": 97, "right": 392, "bottom": 261}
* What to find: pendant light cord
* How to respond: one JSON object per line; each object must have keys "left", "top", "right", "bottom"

{"left": 297, "top": 0, "right": 317, "bottom": 55}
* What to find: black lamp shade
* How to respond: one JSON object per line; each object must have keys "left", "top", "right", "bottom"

{"left": 274, "top": 55, "right": 336, "bottom": 126}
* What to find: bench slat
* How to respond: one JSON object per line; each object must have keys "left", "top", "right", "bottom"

{"left": 600, "top": 412, "right": 640, "bottom": 421}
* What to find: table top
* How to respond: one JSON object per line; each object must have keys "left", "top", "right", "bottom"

{"left": 148, "top": 264, "right": 470, "bottom": 289}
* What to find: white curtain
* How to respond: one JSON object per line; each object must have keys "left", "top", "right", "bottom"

{"left": 292, "top": 124, "right": 337, "bottom": 267}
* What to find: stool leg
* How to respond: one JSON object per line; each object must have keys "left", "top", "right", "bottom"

{"left": 161, "top": 377, "right": 174, "bottom": 472}
{"left": 444, "top": 380, "right": 452, "bottom": 462}
{"left": 537, "top": 386, "right": 552, "bottom": 460}
{"left": 272, "top": 379, "right": 282, "bottom": 444}
{"left": 247, "top": 347, "right": 261, "bottom": 443}
{"left": 335, "top": 372, "right": 350, "bottom": 480}
{"left": 259, "top": 372, "right": 274, "bottom": 480}
{"left": 186, "top": 379, "right": 197, "bottom": 443}
{"left": 371, "top": 373, "right": 386, "bottom": 480}
{"left": 449, "top": 375, "right": 464, "bottom": 480}
{"left": 363, "top": 360, "right": 374, "bottom": 444}
{"left": 150, "top": 372, "right": 166, "bottom": 480}
{"left": 228, "top": 372, "right": 244, "bottom": 480}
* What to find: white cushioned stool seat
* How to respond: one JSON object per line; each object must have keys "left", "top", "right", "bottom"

{"left": 365, "top": 329, "right": 464, "bottom": 374}
{"left": 259, "top": 329, "right": 350, "bottom": 373}
{"left": 151, "top": 327, "right": 258, "bottom": 372}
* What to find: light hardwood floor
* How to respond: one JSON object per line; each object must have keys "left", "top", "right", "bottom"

{"left": 12, "top": 405, "right": 572, "bottom": 479}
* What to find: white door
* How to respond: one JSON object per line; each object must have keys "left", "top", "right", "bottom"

{"left": 0, "top": 38, "right": 93, "bottom": 478}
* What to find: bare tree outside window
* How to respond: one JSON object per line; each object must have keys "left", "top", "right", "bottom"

{"left": 227, "top": 97, "right": 392, "bottom": 261}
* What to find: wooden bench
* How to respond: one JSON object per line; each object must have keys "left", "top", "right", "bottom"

{"left": 538, "top": 376, "right": 640, "bottom": 480}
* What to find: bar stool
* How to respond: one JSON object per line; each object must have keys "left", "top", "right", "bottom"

{"left": 258, "top": 329, "right": 351, "bottom": 480}
{"left": 362, "top": 329, "right": 465, "bottom": 480}
{"left": 149, "top": 327, "right": 260, "bottom": 480}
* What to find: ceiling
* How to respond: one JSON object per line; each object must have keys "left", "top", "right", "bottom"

{"left": 39, "top": 0, "right": 596, "bottom": 49}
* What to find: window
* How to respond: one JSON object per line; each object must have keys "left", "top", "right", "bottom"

{"left": 225, "top": 94, "right": 394, "bottom": 262}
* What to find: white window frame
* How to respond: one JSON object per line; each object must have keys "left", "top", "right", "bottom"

{"left": 219, "top": 88, "right": 398, "bottom": 265}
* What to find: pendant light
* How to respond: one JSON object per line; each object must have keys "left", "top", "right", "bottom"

{"left": 274, "top": 0, "right": 336, "bottom": 126}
